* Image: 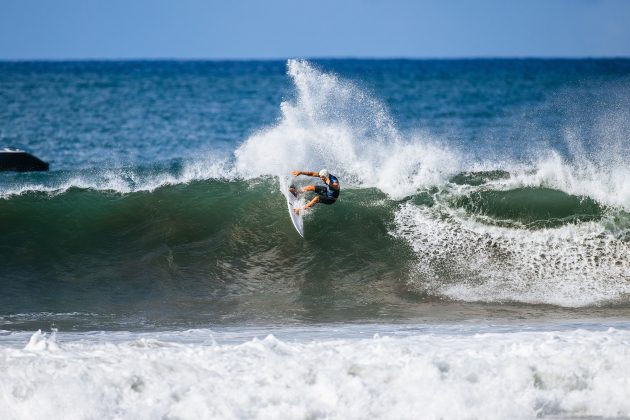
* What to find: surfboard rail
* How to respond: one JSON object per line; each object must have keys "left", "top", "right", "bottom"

{"left": 285, "top": 189, "right": 304, "bottom": 237}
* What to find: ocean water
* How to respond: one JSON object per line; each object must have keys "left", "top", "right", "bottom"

{"left": 1, "top": 59, "right": 630, "bottom": 419}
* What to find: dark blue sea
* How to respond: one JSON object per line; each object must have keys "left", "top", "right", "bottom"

{"left": 1, "top": 59, "right": 630, "bottom": 419}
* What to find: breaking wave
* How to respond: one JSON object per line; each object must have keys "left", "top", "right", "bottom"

{"left": 1, "top": 60, "right": 629, "bottom": 310}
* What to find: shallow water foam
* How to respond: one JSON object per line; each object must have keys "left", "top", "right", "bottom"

{"left": 2, "top": 327, "right": 630, "bottom": 420}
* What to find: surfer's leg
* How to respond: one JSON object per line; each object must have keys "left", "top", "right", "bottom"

{"left": 304, "top": 196, "right": 320, "bottom": 209}
{"left": 290, "top": 184, "right": 315, "bottom": 196}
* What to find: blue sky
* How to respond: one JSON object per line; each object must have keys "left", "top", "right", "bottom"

{"left": 1, "top": 0, "right": 629, "bottom": 59}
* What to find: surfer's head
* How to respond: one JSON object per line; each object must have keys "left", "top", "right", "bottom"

{"left": 318, "top": 169, "right": 329, "bottom": 179}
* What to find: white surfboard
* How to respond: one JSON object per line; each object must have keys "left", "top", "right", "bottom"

{"left": 285, "top": 188, "right": 304, "bottom": 237}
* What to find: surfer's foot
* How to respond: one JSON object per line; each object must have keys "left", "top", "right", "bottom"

{"left": 293, "top": 207, "right": 301, "bottom": 215}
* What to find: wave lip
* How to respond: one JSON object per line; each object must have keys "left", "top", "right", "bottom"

{"left": 451, "top": 186, "right": 604, "bottom": 229}
{"left": 0, "top": 157, "right": 236, "bottom": 199}
{"left": 502, "top": 150, "right": 630, "bottom": 212}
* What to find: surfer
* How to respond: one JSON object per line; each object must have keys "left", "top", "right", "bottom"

{"left": 290, "top": 169, "right": 340, "bottom": 214}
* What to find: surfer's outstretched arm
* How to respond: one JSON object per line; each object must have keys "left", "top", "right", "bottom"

{"left": 292, "top": 170, "right": 319, "bottom": 177}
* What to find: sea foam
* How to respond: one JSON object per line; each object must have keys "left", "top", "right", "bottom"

{"left": 1, "top": 327, "right": 630, "bottom": 420}
{"left": 392, "top": 201, "right": 630, "bottom": 307}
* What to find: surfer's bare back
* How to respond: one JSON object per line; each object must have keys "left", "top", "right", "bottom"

{"left": 290, "top": 169, "right": 340, "bottom": 213}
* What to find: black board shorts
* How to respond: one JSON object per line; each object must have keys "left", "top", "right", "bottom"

{"left": 315, "top": 185, "right": 337, "bottom": 205}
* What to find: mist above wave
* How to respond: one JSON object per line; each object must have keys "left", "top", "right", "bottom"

{"left": 234, "top": 59, "right": 458, "bottom": 199}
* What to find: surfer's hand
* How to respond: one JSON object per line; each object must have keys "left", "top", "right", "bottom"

{"left": 291, "top": 170, "right": 301, "bottom": 176}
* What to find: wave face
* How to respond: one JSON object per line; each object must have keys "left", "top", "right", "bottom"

{"left": 0, "top": 180, "right": 418, "bottom": 327}
{"left": 2, "top": 59, "right": 630, "bottom": 327}
{"left": 1, "top": 176, "right": 629, "bottom": 325}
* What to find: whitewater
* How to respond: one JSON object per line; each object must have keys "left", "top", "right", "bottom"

{"left": 1, "top": 324, "right": 629, "bottom": 419}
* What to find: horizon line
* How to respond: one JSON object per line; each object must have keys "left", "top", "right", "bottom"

{"left": 1, "top": 55, "right": 630, "bottom": 63}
